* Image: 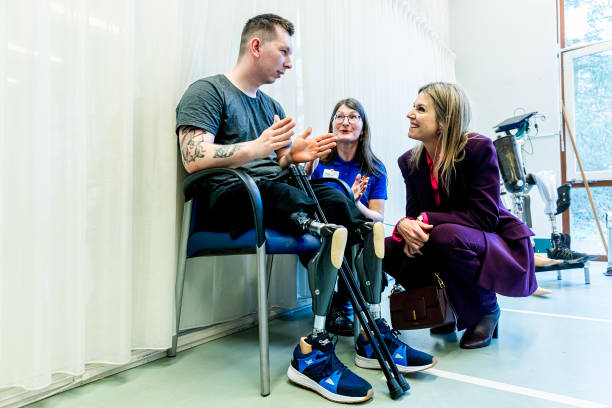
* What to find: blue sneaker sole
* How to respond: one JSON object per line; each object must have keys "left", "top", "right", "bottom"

{"left": 287, "top": 365, "right": 373, "bottom": 403}
{"left": 355, "top": 354, "right": 438, "bottom": 373}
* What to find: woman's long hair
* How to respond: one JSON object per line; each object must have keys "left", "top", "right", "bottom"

{"left": 322, "top": 98, "right": 383, "bottom": 176}
{"left": 408, "top": 82, "right": 472, "bottom": 194}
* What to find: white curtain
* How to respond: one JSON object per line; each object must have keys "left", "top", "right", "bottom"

{"left": 0, "top": 0, "right": 454, "bottom": 393}
{"left": 0, "top": 0, "right": 180, "bottom": 391}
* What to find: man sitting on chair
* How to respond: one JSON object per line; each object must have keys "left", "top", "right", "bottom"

{"left": 175, "top": 13, "right": 435, "bottom": 403}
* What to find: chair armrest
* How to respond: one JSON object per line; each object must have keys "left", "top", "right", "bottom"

{"left": 310, "top": 177, "right": 355, "bottom": 201}
{"left": 182, "top": 168, "right": 265, "bottom": 247}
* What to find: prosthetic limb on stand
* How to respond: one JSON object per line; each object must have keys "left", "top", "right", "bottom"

{"left": 534, "top": 171, "right": 563, "bottom": 247}
{"left": 289, "top": 165, "right": 409, "bottom": 399}
{"left": 534, "top": 171, "right": 587, "bottom": 261}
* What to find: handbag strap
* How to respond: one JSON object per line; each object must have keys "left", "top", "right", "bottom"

{"left": 389, "top": 274, "right": 445, "bottom": 292}
{"left": 434, "top": 273, "right": 445, "bottom": 288}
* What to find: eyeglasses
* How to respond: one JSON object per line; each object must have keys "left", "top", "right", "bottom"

{"left": 334, "top": 114, "right": 361, "bottom": 124}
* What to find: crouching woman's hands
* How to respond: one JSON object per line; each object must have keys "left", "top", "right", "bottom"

{"left": 395, "top": 217, "right": 433, "bottom": 257}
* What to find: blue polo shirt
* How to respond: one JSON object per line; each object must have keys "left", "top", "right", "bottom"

{"left": 312, "top": 157, "right": 387, "bottom": 206}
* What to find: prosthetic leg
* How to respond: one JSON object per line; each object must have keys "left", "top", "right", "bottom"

{"left": 288, "top": 165, "right": 409, "bottom": 399}
{"left": 291, "top": 213, "right": 349, "bottom": 333}
{"left": 535, "top": 171, "right": 587, "bottom": 261}
{"left": 535, "top": 170, "right": 561, "bottom": 243}
{"left": 287, "top": 213, "right": 383, "bottom": 403}
{"left": 353, "top": 222, "right": 385, "bottom": 318}
{"left": 352, "top": 223, "right": 437, "bottom": 372}
{"left": 493, "top": 134, "right": 535, "bottom": 227}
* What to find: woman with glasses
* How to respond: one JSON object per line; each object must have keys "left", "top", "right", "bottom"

{"left": 385, "top": 82, "right": 537, "bottom": 349}
{"left": 307, "top": 98, "right": 388, "bottom": 336}
{"left": 309, "top": 98, "right": 387, "bottom": 221}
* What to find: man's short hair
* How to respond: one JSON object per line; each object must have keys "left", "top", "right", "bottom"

{"left": 239, "top": 14, "right": 294, "bottom": 56}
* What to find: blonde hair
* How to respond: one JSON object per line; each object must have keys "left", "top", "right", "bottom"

{"left": 408, "top": 82, "right": 472, "bottom": 194}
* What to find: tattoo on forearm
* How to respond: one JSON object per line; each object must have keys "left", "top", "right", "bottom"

{"left": 213, "top": 144, "right": 241, "bottom": 159}
{"left": 180, "top": 127, "right": 210, "bottom": 164}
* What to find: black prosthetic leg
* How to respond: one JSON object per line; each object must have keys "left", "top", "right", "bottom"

{"left": 290, "top": 212, "right": 349, "bottom": 333}
{"left": 354, "top": 222, "right": 384, "bottom": 306}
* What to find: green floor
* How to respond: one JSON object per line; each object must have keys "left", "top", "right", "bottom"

{"left": 29, "top": 263, "right": 612, "bottom": 408}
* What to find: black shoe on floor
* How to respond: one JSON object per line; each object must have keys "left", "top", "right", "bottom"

{"left": 460, "top": 307, "right": 500, "bottom": 349}
{"left": 325, "top": 306, "right": 354, "bottom": 336}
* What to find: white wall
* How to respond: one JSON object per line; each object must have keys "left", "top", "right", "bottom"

{"left": 449, "top": 0, "right": 563, "bottom": 237}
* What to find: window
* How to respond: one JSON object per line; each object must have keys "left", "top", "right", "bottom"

{"left": 564, "top": 0, "right": 612, "bottom": 47}
{"left": 569, "top": 187, "right": 612, "bottom": 253}
{"left": 562, "top": 41, "right": 612, "bottom": 182}
{"left": 560, "top": 0, "right": 612, "bottom": 256}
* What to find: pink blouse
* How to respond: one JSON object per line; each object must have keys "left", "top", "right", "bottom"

{"left": 392, "top": 151, "right": 438, "bottom": 242}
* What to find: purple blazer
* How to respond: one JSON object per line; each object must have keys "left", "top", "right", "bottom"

{"left": 398, "top": 134, "right": 537, "bottom": 297}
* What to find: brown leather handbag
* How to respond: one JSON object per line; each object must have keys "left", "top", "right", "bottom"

{"left": 389, "top": 273, "right": 455, "bottom": 330}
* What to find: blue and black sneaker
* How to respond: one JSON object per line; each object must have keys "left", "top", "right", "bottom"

{"left": 355, "top": 318, "right": 437, "bottom": 373}
{"left": 287, "top": 332, "right": 373, "bottom": 403}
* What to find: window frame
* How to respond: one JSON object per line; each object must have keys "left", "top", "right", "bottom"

{"left": 558, "top": 0, "right": 611, "bottom": 260}
{"left": 561, "top": 39, "right": 612, "bottom": 183}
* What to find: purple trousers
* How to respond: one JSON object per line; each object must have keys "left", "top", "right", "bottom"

{"left": 383, "top": 223, "right": 499, "bottom": 330}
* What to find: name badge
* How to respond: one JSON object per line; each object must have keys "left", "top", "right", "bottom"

{"left": 322, "top": 169, "right": 340, "bottom": 178}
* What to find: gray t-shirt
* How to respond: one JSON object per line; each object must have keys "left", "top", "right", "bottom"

{"left": 176, "top": 74, "right": 286, "bottom": 200}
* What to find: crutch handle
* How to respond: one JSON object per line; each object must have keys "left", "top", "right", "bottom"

{"left": 288, "top": 163, "right": 305, "bottom": 177}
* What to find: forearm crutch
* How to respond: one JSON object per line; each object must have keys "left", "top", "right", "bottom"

{"left": 289, "top": 164, "right": 409, "bottom": 400}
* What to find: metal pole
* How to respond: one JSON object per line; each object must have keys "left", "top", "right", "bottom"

{"left": 257, "top": 244, "right": 270, "bottom": 396}
{"left": 168, "top": 200, "right": 193, "bottom": 357}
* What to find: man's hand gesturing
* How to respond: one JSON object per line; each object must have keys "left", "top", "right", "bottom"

{"left": 288, "top": 128, "right": 337, "bottom": 164}
{"left": 252, "top": 115, "right": 295, "bottom": 159}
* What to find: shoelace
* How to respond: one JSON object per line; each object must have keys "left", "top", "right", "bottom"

{"left": 376, "top": 320, "right": 404, "bottom": 350}
{"left": 387, "top": 328, "right": 405, "bottom": 349}
{"left": 552, "top": 247, "right": 582, "bottom": 259}
{"left": 311, "top": 335, "right": 348, "bottom": 378}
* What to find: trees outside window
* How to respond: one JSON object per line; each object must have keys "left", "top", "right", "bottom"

{"left": 561, "top": 0, "right": 612, "bottom": 255}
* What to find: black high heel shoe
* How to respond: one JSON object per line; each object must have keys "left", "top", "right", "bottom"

{"left": 459, "top": 307, "right": 500, "bottom": 349}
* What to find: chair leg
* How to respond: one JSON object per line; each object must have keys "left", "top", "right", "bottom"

{"left": 584, "top": 261, "right": 590, "bottom": 284}
{"left": 257, "top": 244, "right": 270, "bottom": 396}
{"left": 168, "top": 200, "right": 193, "bottom": 357}
{"left": 557, "top": 270, "right": 562, "bottom": 280}
{"left": 266, "top": 254, "right": 274, "bottom": 298}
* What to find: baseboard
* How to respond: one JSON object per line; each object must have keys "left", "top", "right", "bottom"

{"left": 176, "top": 300, "right": 311, "bottom": 352}
{"left": 0, "top": 300, "right": 312, "bottom": 408}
